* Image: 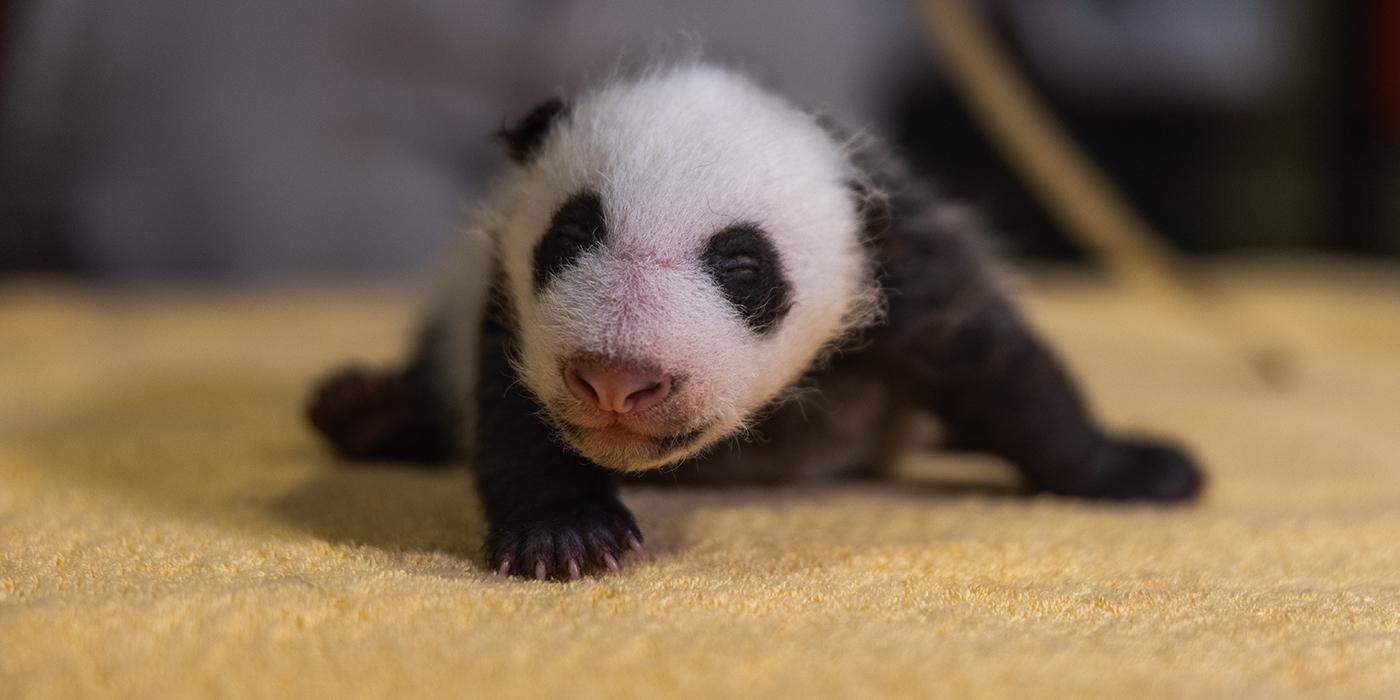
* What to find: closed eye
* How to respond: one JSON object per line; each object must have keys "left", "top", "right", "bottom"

{"left": 719, "top": 254, "right": 761, "bottom": 280}
{"left": 555, "top": 225, "right": 598, "bottom": 249}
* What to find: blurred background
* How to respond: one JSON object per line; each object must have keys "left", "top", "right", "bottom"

{"left": 0, "top": 0, "right": 1396, "bottom": 281}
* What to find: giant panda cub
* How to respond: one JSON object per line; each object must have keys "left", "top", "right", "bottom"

{"left": 308, "top": 63, "right": 1204, "bottom": 581}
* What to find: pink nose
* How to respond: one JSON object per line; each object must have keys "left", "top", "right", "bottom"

{"left": 564, "top": 360, "right": 672, "bottom": 414}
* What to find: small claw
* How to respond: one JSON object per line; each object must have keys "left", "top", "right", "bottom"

{"left": 567, "top": 559, "right": 581, "bottom": 580}
{"left": 625, "top": 532, "right": 645, "bottom": 556}
{"left": 534, "top": 560, "right": 548, "bottom": 581}
{"left": 602, "top": 552, "right": 620, "bottom": 573}
{"left": 496, "top": 559, "right": 512, "bottom": 576}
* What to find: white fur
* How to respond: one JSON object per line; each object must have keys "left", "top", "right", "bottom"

{"left": 437, "top": 63, "right": 880, "bottom": 470}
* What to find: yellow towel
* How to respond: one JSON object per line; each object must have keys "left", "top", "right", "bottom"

{"left": 3, "top": 259, "right": 1399, "bottom": 699}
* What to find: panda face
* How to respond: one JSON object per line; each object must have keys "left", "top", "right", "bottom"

{"left": 491, "top": 65, "right": 878, "bottom": 471}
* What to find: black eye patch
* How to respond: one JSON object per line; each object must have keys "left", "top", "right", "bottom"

{"left": 533, "top": 189, "right": 607, "bottom": 293}
{"left": 701, "top": 224, "right": 792, "bottom": 334}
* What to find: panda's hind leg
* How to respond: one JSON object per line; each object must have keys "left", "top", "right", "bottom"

{"left": 874, "top": 200, "right": 1204, "bottom": 502}
{"left": 306, "top": 364, "right": 454, "bottom": 464}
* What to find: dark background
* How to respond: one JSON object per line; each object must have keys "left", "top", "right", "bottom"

{"left": 1, "top": 0, "right": 1396, "bottom": 281}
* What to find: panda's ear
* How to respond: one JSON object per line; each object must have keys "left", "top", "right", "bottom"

{"left": 495, "top": 98, "right": 571, "bottom": 165}
{"left": 849, "top": 179, "right": 892, "bottom": 243}
{"left": 807, "top": 110, "right": 893, "bottom": 243}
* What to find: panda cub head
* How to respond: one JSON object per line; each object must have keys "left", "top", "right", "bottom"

{"left": 489, "top": 64, "right": 881, "bottom": 472}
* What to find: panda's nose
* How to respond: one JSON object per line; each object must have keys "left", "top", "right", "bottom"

{"left": 564, "top": 359, "right": 672, "bottom": 414}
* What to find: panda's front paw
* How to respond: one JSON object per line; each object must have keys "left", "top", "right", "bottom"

{"left": 1079, "top": 438, "right": 1205, "bottom": 502}
{"left": 488, "top": 501, "right": 644, "bottom": 580}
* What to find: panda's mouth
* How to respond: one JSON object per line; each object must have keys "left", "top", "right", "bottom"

{"left": 581, "top": 422, "right": 658, "bottom": 445}
{"left": 561, "top": 420, "right": 707, "bottom": 450}
{"left": 556, "top": 418, "right": 712, "bottom": 465}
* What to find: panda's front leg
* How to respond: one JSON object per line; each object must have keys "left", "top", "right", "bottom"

{"left": 473, "top": 329, "right": 643, "bottom": 580}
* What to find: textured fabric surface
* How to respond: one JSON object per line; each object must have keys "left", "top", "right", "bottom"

{"left": 2, "top": 260, "right": 1399, "bottom": 699}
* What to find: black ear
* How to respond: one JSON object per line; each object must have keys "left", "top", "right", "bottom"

{"left": 849, "top": 179, "right": 892, "bottom": 244}
{"left": 496, "top": 98, "right": 571, "bottom": 165}
{"left": 808, "top": 109, "right": 893, "bottom": 244}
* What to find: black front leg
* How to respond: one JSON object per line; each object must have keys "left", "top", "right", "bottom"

{"left": 877, "top": 209, "right": 1203, "bottom": 501}
{"left": 474, "top": 312, "right": 642, "bottom": 580}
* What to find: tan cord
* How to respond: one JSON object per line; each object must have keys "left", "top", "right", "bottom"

{"left": 917, "top": 0, "right": 1296, "bottom": 388}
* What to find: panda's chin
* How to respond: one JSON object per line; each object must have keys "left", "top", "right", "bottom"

{"left": 557, "top": 420, "right": 714, "bottom": 472}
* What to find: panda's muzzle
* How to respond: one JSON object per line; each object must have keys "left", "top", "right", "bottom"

{"left": 553, "top": 354, "right": 710, "bottom": 467}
